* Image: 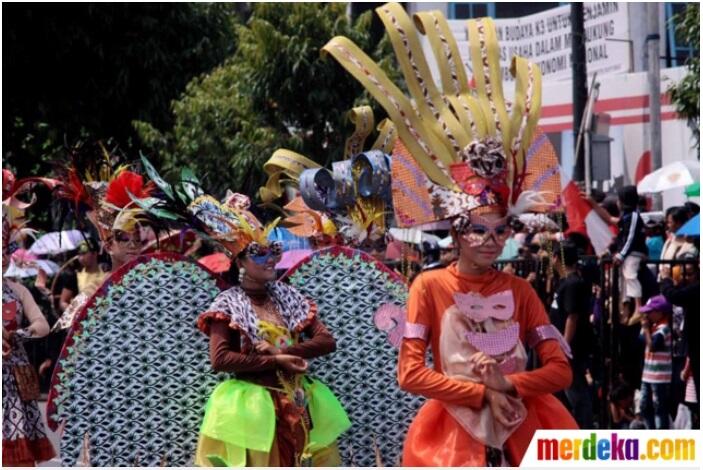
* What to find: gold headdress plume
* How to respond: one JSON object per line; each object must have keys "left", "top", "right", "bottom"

{"left": 187, "top": 191, "right": 280, "bottom": 258}
{"left": 268, "top": 106, "right": 397, "bottom": 245}
{"left": 322, "top": 3, "right": 544, "bottom": 226}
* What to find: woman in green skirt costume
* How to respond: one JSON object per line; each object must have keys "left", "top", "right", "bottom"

{"left": 191, "top": 192, "right": 351, "bottom": 467}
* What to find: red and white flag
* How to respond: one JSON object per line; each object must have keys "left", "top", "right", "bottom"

{"left": 560, "top": 170, "right": 615, "bottom": 255}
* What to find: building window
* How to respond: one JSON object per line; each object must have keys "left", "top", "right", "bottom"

{"left": 493, "top": 3, "right": 560, "bottom": 19}
{"left": 665, "top": 3, "right": 697, "bottom": 67}
{"left": 449, "top": 3, "right": 493, "bottom": 19}
{"left": 449, "top": 3, "right": 561, "bottom": 19}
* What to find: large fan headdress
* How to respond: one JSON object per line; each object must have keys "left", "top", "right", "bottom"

{"left": 322, "top": 3, "right": 545, "bottom": 227}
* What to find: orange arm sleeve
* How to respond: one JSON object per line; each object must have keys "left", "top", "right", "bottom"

{"left": 397, "top": 273, "right": 486, "bottom": 408}
{"left": 398, "top": 338, "right": 486, "bottom": 408}
{"left": 507, "top": 281, "right": 573, "bottom": 398}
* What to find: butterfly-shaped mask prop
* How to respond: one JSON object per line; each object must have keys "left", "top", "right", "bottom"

{"left": 452, "top": 289, "right": 515, "bottom": 323}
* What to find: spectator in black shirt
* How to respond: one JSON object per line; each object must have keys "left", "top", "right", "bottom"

{"left": 660, "top": 264, "right": 700, "bottom": 405}
{"left": 590, "top": 186, "right": 648, "bottom": 323}
{"left": 421, "top": 240, "right": 443, "bottom": 271}
{"left": 550, "top": 242, "right": 596, "bottom": 428}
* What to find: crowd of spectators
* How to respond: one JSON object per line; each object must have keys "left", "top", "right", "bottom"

{"left": 8, "top": 184, "right": 700, "bottom": 430}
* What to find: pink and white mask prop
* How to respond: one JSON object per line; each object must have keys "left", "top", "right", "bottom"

{"left": 452, "top": 290, "right": 515, "bottom": 322}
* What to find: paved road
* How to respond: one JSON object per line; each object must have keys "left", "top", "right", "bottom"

{"left": 38, "top": 399, "right": 62, "bottom": 466}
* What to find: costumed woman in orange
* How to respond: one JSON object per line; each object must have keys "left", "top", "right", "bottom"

{"left": 322, "top": 3, "right": 578, "bottom": 465}
{"left": 397, "top": 202, "right": 578, "bottom": 467}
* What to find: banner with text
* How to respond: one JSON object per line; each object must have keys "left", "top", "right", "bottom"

{"left": 426, "top": 2, "right": 630, "bottom": 84}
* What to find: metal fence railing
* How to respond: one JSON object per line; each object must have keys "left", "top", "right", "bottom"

{"left": 495, "top": 256, "right": 698, "bottom": 428}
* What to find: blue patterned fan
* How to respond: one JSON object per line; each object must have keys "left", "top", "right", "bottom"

{"left": 282, "top": 246, "right": 423, "bottom": 466}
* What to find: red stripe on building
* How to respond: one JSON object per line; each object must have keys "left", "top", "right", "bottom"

{"left": 541, "top": 103, "right": 573, "bottom": 118}
{"left": 540, "top": 123, "right": 573, "bottom": 133}
{"left": 610, "top": 111, "right": 679, "bottom": 126}
{"left": 540, "top": 93, "right": 673, "bottom": 119}
{"left": 539, "top": 112, "right": 680, "bottom": 133}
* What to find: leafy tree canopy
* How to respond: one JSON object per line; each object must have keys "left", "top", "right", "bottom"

{"left": 668, "top": 3, "right": 700, "bottom": 149}
{"left": 3, "top": 3, "right": 243, "bottom": 177}
{"left": 136, "top": 3, "right": 400, "bottom": 198}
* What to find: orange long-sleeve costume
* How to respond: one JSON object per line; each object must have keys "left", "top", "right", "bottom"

{"left": 398, "top": 264, "right": 578, "bottom": 466}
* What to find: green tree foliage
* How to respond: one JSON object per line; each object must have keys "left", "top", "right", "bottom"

{"left": 668, "top": 3, "right": 700, "bottom": 149}
{"left": 136, "top": 3, "right": 399, "bottom": 198}
{"left": 3, "top": 3, "right": 242, "bottom": 177}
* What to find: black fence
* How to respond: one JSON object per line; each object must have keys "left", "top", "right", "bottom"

{"left": 495, "top": 256, "right": 698, "bottom": 428}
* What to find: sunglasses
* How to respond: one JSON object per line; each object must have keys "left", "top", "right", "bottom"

{"left": 245, "top": 241, "right": 283, "bottom": 265}
{"left": 113, "top": 231, "right": 144, "bottom": 247}
{"left": 459, "top": 216, "right": 511, "bottom": 247}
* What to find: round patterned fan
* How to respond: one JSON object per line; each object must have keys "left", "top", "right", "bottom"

{"left": 282, "top": 246, "right": 423, "bottom": 466}
{"left": 46, "top": 253, "right": 227, "bottom": 466}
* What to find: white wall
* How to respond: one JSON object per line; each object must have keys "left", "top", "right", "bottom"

{"left": 405, "top": 2, "right": 449, "bottom": 17}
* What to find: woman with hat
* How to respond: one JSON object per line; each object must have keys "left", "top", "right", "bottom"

{"left": 324, "top": 3, "right": 577, "bottom": 465}
{"left": 51, "top": 165, "right": 154, "bottom": 331}
{"left": 131, "top": 171, "right": 351, "bottom": 467}
{"left": 188, "top": 192, "right": 350, "bottom": 466}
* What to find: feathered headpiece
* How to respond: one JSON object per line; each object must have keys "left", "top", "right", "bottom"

{"left": 323, "top": 3, "right": 551, "bottom": 228}
{"left": 2, "top": 169, "right": 59, "bottom": 252}
{"left": 282, "top": 196, "right": 338, "bottom": 241}
{"left": 54, "top": 161, "right": 154, "bottom": 242}
{"left": 130, "top": 156, "right": 279, "bottom": 258}
{"left": 267, "top": 106, "right": 397, "bottom": 245}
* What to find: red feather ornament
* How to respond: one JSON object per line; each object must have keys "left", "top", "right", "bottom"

{"left": 105, "top": 171, "right": 154, "bottom": 208}
{"left": 54, "top": 168, "right": 93, "bottom": 209}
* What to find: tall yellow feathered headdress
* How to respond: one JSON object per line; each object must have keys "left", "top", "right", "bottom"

{"left": 323, "top": 3, "right": 546, "bottom": 228}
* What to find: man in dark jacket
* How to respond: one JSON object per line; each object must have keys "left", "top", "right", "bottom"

{"left": 613, "top": 186, "right": 648, "bottom": 321}
{"left": 588, "top": 186, "right": 648, "bottom": 324}
{"left": 550, "top": 242, "right": 596, "bottom": 427}
{"left": 660, "top": 273, "right": 700, "bottom": 404}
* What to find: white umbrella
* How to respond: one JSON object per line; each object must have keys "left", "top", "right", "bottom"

{"left": 438, "top": 236, "right": 454, "bottom": 249}
{"left": 4, "top": 259, "right": 60, "bottom": 278}
{"left": 637, "top": 160, "right": 700, "bottom": 194}
{"left": 518, "top": 213, "right": 559, "bottom": 231}
{"left": 29, "top": 230, "right": 88, "bottom": 255}
{"left": 388, "top": 228, "right": 441, "bottom": 245}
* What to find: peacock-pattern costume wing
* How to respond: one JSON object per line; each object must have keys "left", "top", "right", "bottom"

{"left": 46, "top": 253, "right": 227, "bottom": 466}
{"left": 282, "top": 246, "right": 423, "bottom": 466}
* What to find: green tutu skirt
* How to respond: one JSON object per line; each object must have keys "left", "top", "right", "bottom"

{"left": 195, "top": 377, "right": 350, "bottom": 467}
